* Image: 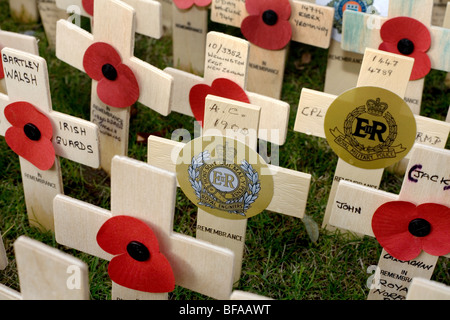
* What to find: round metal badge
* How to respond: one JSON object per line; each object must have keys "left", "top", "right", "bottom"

{"left": 324, "top": 86, "right": 416, "bottom": 169}
{"left": 176, "top": 136, "right": 274, "bottom": 220}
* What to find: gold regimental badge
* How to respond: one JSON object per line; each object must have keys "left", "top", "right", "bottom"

{"left": 176, "top": 136, "right": 274, "bottom": 220}
{"left": 324, "top": 86, "right": 416, "bottom": 169}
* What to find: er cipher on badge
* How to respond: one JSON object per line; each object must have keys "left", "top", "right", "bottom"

{"left": 176, "top": 136, "right": 274, "bottom": 220}
{"left": 324, "top": 86, "right": 416, "bottom": 169}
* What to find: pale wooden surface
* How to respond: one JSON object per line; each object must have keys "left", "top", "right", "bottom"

{"left": 341, "top": 0, "right": 450, "bottom": 114}
{"left": 0, "top": 47, "right": 100, "bottom": 231}
{"left": 164, "top": 31, "right": 290, "bottom": 146}
{"left": 407, "top": 278, "right": 450, "bottom": 300}
{"left": 0, "top": 29, "right": 39, "bottom": 93}
{"left": 330, "top": 145, "right": 450, "bottom": 300}
{"left": 9, "top": 0, "right": 39, "bottom": 23}
{"left": 38, "top": 0, "right": 69, "bottom": 49}
{"left": 0, "top": 236, "right": 89, "bottom": 300}
{"left": 54, "top": 156, "right": 236, "bottom": 300}
{"left": 230, "top": 290, "right": 274, "bottom": 300}
{"left": 172, "top": 4, "right": 208, "bottom": 75}
{"left": 56, "top": 0, "right": 173, "bottom": 173}
{"left": 0, "top": 234, "right": 7, "bottom": 270}
{"left": 295, "top": 48, "right": 416, "bottom": 230}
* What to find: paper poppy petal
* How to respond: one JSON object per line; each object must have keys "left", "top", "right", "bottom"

{"left": 241, "top": 16, "right": 292, "bottom": 50}
{"left": 173, "top": 0, "right": 211, "bottom": 9}
{"left": 246, "top": 0, "right": 291, "bottom": 20}
{"left": 97, "top": 216, "right": 159, "bottom": 255}
{"left": 189, "top": 78, "right": 250, "bottom": 124}
{"left": 97, "top": 216, "right": 175, "bottom": 293}
{"left": 82, "top": 0, "right": 94, "bottom": 16}
{"left": 372, "top": 201, "right": 423, "bottom": 261}
{"left": 108, "top": 251, "right": 175, "bottom": 293}
{"left": 4, "top": 102, "right": 55, "bottom": 170}
{"left": 380, "top": 17, "right": 431, "bottom": 52}
{"left": 408, "top": 51, "right": 431, "bottom": 80}
{"left": 0, "top": 43, "right": 4, "bottom": 79}
{"left": 418, "top": 203, "right": 450, "bottom": 257}
{"left": 96, "top": 63, "right": 140, "bottom": 108}
{"left": 83, "top": 42, "right": 122, "bottom": 81}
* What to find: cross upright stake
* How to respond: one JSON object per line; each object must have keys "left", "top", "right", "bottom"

{"left": 56, "top": 0, "right": 173, "bottom": 174}
{"left": 0, "top": 236, "right": 90, "bottom": 300}
{"left": 210, "top": 0, "right": 335, "bottom": 99}
{"left": 406, "top": 278, "right": 450, "bottom": 300}
{"left": 341, "top": 0, "right": 450, "bottom": 114}
{"left": 9, "top": 0, "right": 39, "bottom": 23}
{"left": 165, "top": 31, "right": 291, "bottom": 147}
{"left": 0, "top": 29, "right": 39, "bottom": 93}
{"left": 53, "top": 155, "right": 236, "bottom": 300}
{"left": 172, "top": 2, "right": 209, "bottom": 75}
{"left": 329, "top": 144, "right": 450, "bottom": 300}
{"left": 0, "top": 47, "right": 101, "bottom": 232}
{"left": 148, "top": 94, "right": 312, "bottom": 283}
{"left": 0, "top": 233, "right": 6, "bottom": 271}
{"left": 294, "top": 47, "right": 450, "bottom": 231}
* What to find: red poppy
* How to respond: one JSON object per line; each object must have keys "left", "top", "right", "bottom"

{"left": 82, "top": 0, "right": 94, "bottom": 16}
{"left": 4, "top": 101, "right": 55, "bottom": 171}
{"left": 173, "top": 0, "right": 211, "bottom": 10}
{"left": 0, "top": 43, "right": 4, "bottom": 79}
{"left": 379, "top": 17, "right": 431, "bottom": 81}
{"left": 241, "top": 0, "right": 292, "bottom": 50}
{"left": 96, "top": 215, "right": 175, "bottom": 293}
{"left": 189, "top": 78, "right": 250, "bottom": 125}
{"left": 83, "top": 42, "right": 140, "bottom": 108}
{"left": 372, "top": 201, "right": 450, "bottom": 261}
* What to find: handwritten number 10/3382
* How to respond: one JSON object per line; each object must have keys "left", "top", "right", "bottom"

{"left": 209, "top": 42, "right": 242, "bottom": 59}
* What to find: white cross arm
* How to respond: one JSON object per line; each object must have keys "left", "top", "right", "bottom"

{"left": 341, "top": 10, "right": 450, "bottom": 72}
{"left": 0, "top": 30, "right": 39, "bottom": 55}
{"left": 164, "top": 67, "right": 290, "bottom": 145}
{"left": 294, "top": 88, "right": 450, "bottom": 156}
{"left": 56, "top": 0, "right": 163, "bottom": 39}
{"left": 407, "top": 278, "right": 450, "bottom": 300}
{"left": 147, "top": 135, "right": 311, "bottom": 219}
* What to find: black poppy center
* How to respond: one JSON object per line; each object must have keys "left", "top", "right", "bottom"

{"left": 262, "top": 10, "right": 278, "bottom": 26}
{"left": 102, "top": 63, "right": 118, "bottom": 81}
{"left": 24, "top": 123, "right": 41, "bottom": 141}
{"left": 408, "top": 218, "right": 431, "bottom": 238}
{"left": 397, "top": 38, "right": 415, "bottom": 55}
{"left": 127, "top": 241, "right": 150, "bottom": 262}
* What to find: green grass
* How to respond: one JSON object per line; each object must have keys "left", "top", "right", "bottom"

{"left": 0, "top": 0, "right": 449, "bottom": 300}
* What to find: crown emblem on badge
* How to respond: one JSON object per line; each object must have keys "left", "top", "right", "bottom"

{"left": 366, "top": 98, "right": 388, "bottom": 116}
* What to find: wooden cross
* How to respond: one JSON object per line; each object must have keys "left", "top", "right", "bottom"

{"left": 329, "top": 144, "right": 450, "bottom": 300}
{"left": 148, "top": 94, "right": 312, "bottom": 283}
{"left": 172, "top": 2, "right": 209, "bottom": 75}
{"left": 165, "top": 31, "right": 290, "bottom": 147}
{"left": 0, "top": 236, "right": 90, "bottom": 300}
{"left": 0, "top": 29, "right": 39, "bottom": 93}
{"left": 293, "top": 47, "right": 450, "bottom": 230}
{"left": 341, "top": 0, "right": 450, "bottom": 114}
{"left": 53, "top": 155, "right": 236, "bottom": 300}
{"left": 38, "top": 0, "right": 69, "bottom": 49}
{"left": 55, "top": 0, "right": 173, "bottom": 173}
{"left": 9, "top": 0, "right": 40, "bottom": 23}
{"left": 0, "top": 47, "right": 100, "bottom": 232}
{"left": 55, "top": 0, "right": 164, "bottom": 39}
{"left": 210, "top": 0, "right": 335, "bottom": 99}
{"left": 0, "top": 233, "right": 6, "bottom": 271}
{"left": 406, "top": 278, "right": 450, "bottom": 300}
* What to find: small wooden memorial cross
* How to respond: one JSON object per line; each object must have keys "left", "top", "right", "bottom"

{"left": 0, "top": 233, "right": 7, "bottom": 271}
{"left": 0, "top": 236, "right": 90, "bottom": 300}
{"left": 0, "top": 29, "right": 39, "bottom": 93}
{"left": 53, "top": 155, "right": 236, "bottom": 300}
{"left": 341, "top": 0, "right": 450, "bottom": 114}
{"left": 294, "top": 47, "right": 450, "bottom": 230}
{"left": 0, "top": 47, "right": 100, "bottom": 232}
{"left": 210, "top": 0, "right": 335, "bottom": 99}
{"left": 56, "top": 0, "right": 164, "bottom": 40}
{"left": 148, "top": 94, "right": 312, "bottom": 282}
{"left": 38, "top": 0, "right": 69, "bottom": 49}
{"left": 406, "top": 278, "right": 450, "bottom": 300}
{"left": 56, "top": 0, "right": 173, "bottom": 173}
{"left": 329, "top": 144, "right": 450, "bottom": 300}
{"left": 9, "top": 0, "right": 40, "bottom": 23}
{"left": 165, "top": 31, "right": 290, "bottom": 147}
{"left": 172, "top": 1, "right": 209, "bottom": 75}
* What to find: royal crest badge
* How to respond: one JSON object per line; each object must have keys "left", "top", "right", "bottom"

{"left": 176, "top": 136, "right": 274, "bottom": 220}
{"left": 324, "top": 86, "right": 416, "bottom": 169}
